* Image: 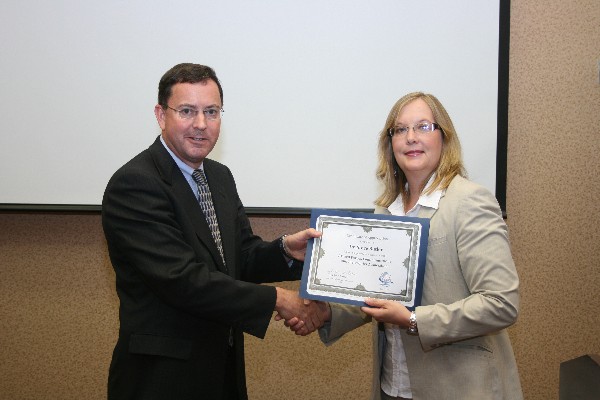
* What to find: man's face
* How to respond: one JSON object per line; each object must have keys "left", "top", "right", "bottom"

{"left": 154, "top": 80, "right": 222, "bottom": 169}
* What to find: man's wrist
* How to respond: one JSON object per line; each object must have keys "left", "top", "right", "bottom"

{"left": 279, "top": 234, "right": 293, "bottom": 259}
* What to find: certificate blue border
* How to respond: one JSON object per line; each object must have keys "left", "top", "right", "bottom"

{"left": 300, "top": 208, "right": 430, "bottom": 311}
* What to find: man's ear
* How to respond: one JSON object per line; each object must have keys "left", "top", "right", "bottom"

{"left": 154, "top": 104, "right": 166, "bottom": 130}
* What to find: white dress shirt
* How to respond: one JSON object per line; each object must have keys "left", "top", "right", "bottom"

{"left": 380, "top": 180, "right": 444, "bottom": 398}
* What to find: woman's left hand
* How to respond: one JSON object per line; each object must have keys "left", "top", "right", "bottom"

{"left": 361, "top": 298, "right": 412, "bottom": 328}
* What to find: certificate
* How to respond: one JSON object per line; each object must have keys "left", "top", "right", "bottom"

{"left": 300, "top": 209, "right": 429, "bottom": 310}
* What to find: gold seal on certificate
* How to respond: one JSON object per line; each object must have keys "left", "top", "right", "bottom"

{"left": 300, "top": 209, "right": 429, "bottom": 310}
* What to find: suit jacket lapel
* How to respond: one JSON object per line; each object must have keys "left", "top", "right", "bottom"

{"left": 203, "top": 161, "right": 236, "bottom": 278}
{"left": 418, "top": 188, "right": 447, "bottom": 219}
{"left": 417, "top": 207, "right": 437, "bottom": 219}
{"left": 148, "top": 137, "right": 228, "bottom": 273}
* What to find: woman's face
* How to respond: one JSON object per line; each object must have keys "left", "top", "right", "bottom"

{"left": 391, "top": 98, "right": 443, "bottom": 183}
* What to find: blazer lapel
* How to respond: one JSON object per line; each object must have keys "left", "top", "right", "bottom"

{"left": 149, "top": 138, "right": 228, "bottom": 273}
{"left": 179, "top": 179, "right": 227, "bottom": 273}
{"left": 417, "top": 207, "right": 437, "bottom": 219}
{"left": 416, "top": 190, "right": 446, "bottom": 219}
{"left": 203, "top": 161, "right": 236, "bottom": 278}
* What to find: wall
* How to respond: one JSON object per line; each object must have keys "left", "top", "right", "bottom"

{"left": 504, "top": 0, "right": 600, "bottom": 398}
{"left": 1, "top": 0, "right": 599, "bottom": 399}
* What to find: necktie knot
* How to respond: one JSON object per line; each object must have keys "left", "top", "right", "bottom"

{"left": 192, "top": 169, "right": 208, "bottom": 187}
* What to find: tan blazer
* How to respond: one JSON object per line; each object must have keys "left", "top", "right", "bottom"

{"left": 320, "top": 176, "right": 523, "bottom": 400}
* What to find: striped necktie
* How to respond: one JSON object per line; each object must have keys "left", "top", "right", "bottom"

{"left": 192, "top": 169, "right": 225, "bottom": 265}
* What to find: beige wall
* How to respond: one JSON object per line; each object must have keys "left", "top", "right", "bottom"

{"left": 504, "top": 0, "right": 600, "bottom": 398}
{"left": 1, "top": 1, "right": 599, "bottom": 398}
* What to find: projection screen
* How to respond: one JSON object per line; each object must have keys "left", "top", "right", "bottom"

{"left": 0, "top": 0, "right": 509, "bottom": 214}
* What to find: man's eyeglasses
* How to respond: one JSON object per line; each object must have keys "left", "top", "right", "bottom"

{"left": 166, "top": 106, "right": 224, "bottom": 121}
{"left": 388, "top": 122, "right": 440, "bottom": 137}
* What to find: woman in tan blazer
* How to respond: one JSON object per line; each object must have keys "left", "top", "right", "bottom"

{"left": 318, "top": 92, "right": 523, "bottom": 400}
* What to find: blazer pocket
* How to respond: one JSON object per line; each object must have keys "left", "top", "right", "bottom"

{"left": 428, "top": 234, "right": 448, "bottom": 247}
{"left": 128, "top": 333, "right": 193, "bottom": 360}
{"left": 449, "top": 342, "right": 493, "bottom": 354}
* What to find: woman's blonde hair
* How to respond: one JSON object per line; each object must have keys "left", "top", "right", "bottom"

{"left": 375, "top": 92, "right": 466, "bottom": 208}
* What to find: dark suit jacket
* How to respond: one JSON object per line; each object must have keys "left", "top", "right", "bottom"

{"left": 102, "top": 136, "right": 301, "bottom": 400}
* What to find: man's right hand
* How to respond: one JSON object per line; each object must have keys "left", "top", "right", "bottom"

{"left": 274, "top": 288, "right": 331, "bottom": 335}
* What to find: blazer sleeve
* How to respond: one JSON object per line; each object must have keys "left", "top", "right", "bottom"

{"left": 416, "top": 183, "right": 520, "bottom": 351}
{"left": 319, "top": 303, "right": 372, "bottom": 345}
{"left": 102, "top": 162, "right": 277, "bottom": 338}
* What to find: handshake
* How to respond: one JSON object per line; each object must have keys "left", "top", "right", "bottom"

{"left": 274, "top": 287, "right": 331, "bottom": 336}
{"left": 272, "top": 229, "right": 330, "bottom": 336}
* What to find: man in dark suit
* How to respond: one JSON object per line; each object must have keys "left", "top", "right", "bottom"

{"left": 102, "top": 63, "right": 324, "bottom": 400}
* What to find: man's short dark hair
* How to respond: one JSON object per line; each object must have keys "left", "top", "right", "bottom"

{"left": 158, "top": 63, "right": 223, "bottom": 107}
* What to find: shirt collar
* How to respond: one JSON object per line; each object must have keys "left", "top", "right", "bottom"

{"left": 387, "top": 175, "right": 444, "bottom": 217}
{"left": 159, "top": 136, "right": 204, "bottom": 195}
{"left": 160, "top": 136, "right": 203, "bottom": 175}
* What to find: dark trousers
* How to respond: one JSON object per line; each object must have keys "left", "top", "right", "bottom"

{"left": 222, "top": 345, "right": 239, "bottom": 400}
{"left": 380, "top": 389, "right": 412, "bottom": 400}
